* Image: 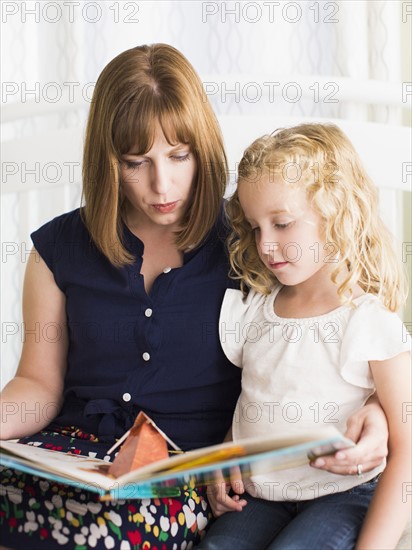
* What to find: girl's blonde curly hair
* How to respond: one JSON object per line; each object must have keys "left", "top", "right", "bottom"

{"left": 226, "top": 123, "right": 408, "bottom": 312}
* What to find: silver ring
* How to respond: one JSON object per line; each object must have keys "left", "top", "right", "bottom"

{"left": 356, "top": 464, "right": 363, "bottom": 477}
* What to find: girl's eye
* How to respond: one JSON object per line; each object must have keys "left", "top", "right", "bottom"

{"left": 274, "top": 222, "right": 293, "bottom": 229}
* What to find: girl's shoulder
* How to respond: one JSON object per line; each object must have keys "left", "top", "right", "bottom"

{"left": 340, "top": 293, "right": 410, "bottom": 387}
{"left": 221, "top": 285, "right": 279, "bottom": 316}
{"left": 349, "top": 292, "right": 406, "bottom": 327}
{"left": 344, "top": 292, "right": 410, "bottom": 350}
{"left": 218, "top": 287, "right": 270, "bottom": 368}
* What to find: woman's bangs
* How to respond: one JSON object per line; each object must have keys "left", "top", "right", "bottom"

{"left": 113, "top": 96, "right": 195, "bottom": 157}
{"left": 112, "top": 94, "right": 157, "bottom": 157}
{"left": 158, "top": 104, "right": 195, "bottom": 148}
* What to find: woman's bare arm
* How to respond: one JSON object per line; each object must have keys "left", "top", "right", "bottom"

{"left": 356, "top": 352, "right": 411, "bottom": 549}
{"left": 0, "top": 249, "right": 68, "bottom": 439}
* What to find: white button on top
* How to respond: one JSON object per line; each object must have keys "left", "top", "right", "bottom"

{"left": 142, "top": 352, "right": 151, "bottom": 361}
{"left": 144, "top": 308, "right": 153, "bottom": 317}
{"left": 122, "top": 392, "right": 131, "bottom": 402}
{"left": 163, "top": 266, "right": 172, "bottom": 273}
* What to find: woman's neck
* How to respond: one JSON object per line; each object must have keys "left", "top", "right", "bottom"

{"left": 124, "top": 207, "right": 180, "bottom": 246}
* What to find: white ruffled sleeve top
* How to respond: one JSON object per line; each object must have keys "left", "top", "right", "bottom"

{"left": 219, "top": 286, "right": 411, "bottom": 501}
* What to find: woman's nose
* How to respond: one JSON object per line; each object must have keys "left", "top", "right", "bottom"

{"left": 151, "top": 162, "right": 171, "bottom": 195}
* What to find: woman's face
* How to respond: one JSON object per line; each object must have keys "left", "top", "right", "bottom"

{"left": 120, "top": 124, "right": 197, "bottom": 231}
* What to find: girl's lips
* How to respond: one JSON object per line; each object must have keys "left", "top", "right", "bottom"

{"left": 269, "top": 261, "right": 289, "bottom": 270}
{"left": 151, "top": 201, "right": 179, "bottom": 213}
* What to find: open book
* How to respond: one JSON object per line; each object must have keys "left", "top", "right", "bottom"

{"left": 0, "top": 426, "right": 353, "bottom": 500}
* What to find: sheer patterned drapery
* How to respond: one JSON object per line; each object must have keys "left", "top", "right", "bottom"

{"left": 1, "top": 0, "right": 407, "bottom": 386}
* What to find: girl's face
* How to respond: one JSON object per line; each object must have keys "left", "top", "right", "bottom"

{"left": 120, "top": 124, "right": 197, "bottom": 231}
{"left": 238, "top": 174, "right": 335, "bottom": 289}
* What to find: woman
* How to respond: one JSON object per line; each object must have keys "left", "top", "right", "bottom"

{"left": 0, "top": 44, "right": 388, "bottom": 549}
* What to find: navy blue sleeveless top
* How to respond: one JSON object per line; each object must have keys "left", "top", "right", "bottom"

{"left": 31, "top": 207, "right": 241, "bottom": 450}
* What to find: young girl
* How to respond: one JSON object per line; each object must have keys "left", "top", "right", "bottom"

{"left": 198, "top": 123, "right": 411, "bottom": 550}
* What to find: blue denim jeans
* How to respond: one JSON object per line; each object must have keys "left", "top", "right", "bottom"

{"left": 196, "top": 476, "right": 379, "bottom": 550}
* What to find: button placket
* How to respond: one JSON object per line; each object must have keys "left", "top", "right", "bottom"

{"left": 137, "top": 266, "right": 175, "bottom": 365}
{"left": 141, "top": 307, "right": 153, "bottom": 362}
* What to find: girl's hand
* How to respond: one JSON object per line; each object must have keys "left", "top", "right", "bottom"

{"left": 310, "top": 397, "right": 388, "bottom": 475}
{"left": 206, "top": 466, "right": 247, "bottom": 517}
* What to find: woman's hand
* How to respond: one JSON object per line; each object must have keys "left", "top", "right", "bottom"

{"left": 206, "top": 466, "right": 247, "bottom": 517}
{"left": 310, "top": 396, "right": 388, "bottom": 475}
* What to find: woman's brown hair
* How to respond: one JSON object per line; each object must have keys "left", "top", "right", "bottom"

{"left": 82, "top": 44, "right": 228, "bottom": 265}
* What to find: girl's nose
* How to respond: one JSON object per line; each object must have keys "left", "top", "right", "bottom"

{"left": 258, "top": 233, "right": 279, "bottom": 258}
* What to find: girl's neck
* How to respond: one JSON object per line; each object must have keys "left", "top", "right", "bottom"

{"left": 274, "top": 269, "right": 364, "bottom": 319}
{"left": 275, "top": 285, "right": 341, "bottom": 319}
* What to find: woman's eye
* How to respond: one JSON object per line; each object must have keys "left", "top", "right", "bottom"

{"left": 124, "top": 160, "right": 145, "bottom": 169}
{"left": 172, "top": 153, "right": 190, "bottom": 162}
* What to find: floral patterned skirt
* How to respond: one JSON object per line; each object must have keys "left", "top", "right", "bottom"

{"left": 0, "top": 425, "right": 213, "bottom": 549}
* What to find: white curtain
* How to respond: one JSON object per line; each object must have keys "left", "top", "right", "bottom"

{"left": 1, "top": 0, "right": 408, "bottom": 385}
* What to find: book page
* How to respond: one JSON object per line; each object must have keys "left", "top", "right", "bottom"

{"left": 0, "top": 426, "right": 354, "bottom": 497}
{"left": 0, "top": 440, "right": 115, "bottom": 491}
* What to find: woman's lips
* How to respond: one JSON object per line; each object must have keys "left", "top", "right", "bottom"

{"left": 151, "top": 201, "right": 179, "bottom": 213}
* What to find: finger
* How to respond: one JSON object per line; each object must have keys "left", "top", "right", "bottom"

{"left": 212, "top": 499, "right": 247, "bottom": 516}
{"left": 344, "top": 414, "right": 364, "bottom": 444}
{"left": 310, "top": 430, "right": 387, "bottom": 473}
{"left": 206, "top": 480, "right": 228, "bottom": 500}
{"left": 340, "top": 451, "right": 386, "bottom": 472}
{"left": 230, "top": 465, "right": 244, "bottom": 495}
{"left": 206, "top": 468, "right": 226, "bottom": 486}
{"left": 207, "top": 481, "right": 239, "bottom": 508}
{"left": 344, "top": 418, "right": 388, "bottom": 461}
{"left": 207, "top": 491, "right": 246, "bottom": 516}
{"left": 338, "top": 429, "right": 387, "bottom": 465}
{"left": 310, "top": 458, "right": 384, "bottom": 475}
{"left": 231, "top": 494, "right": 248, "bottom": 507}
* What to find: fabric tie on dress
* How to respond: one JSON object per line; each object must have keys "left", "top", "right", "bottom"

{"left": 83, "top": 398, "right": 137, "bottom": 441}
